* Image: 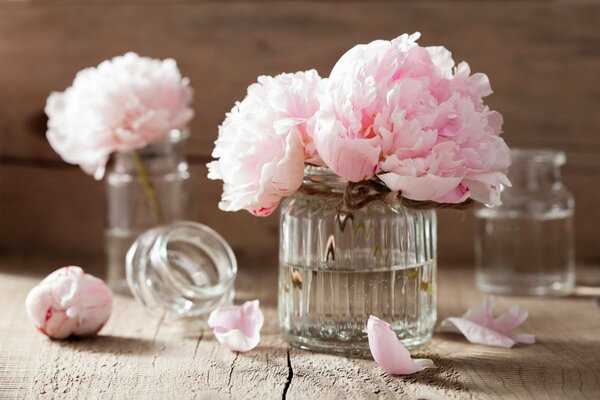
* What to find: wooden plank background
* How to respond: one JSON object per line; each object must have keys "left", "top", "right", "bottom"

{"left": 0, "top": 0, "right": 599, "bottom": 269}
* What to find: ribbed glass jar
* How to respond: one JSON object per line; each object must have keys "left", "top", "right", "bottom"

{"left": 278, "top": 167, "right": 437, "bottom": 357}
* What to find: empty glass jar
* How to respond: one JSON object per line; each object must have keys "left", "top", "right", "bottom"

{"left": 105, "top": 129, "right": 193, "bottom": 293}
{"left": 126, "top": 221, "right": 237, "bottom": 328}
{"left": 475, "top": 148, "right": 575, "bottom": 296}
{"left": 279, "top": 167, "right": 437, "bottom": 357}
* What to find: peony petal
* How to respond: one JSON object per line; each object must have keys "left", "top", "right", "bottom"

{"left": 379, "top": 172, "right": 462, "bottom": 202}
{"left": 212, "top": 328, "right": 260, "bottom": 353}
{"left": 492, "top": 304, "right": 529, "bottom": 334}
{"left": 434, "top": 182, "right": 470, "bottom": 204}
{"left": 208, "top": 300, "right": 264, "bottom": 352}
{"left": 439, "top": 317, "right": 516, "bottom": 348}
{"left": 271, "top": 128, "right": 305, "bottom": 195}
{"left": 315, "top": 116, "right": 380, "bottom": 182}
{"left": 462, "top": 295, "right": 495, "bottom": 326}
{"left": 510, "top": 333, "right": 536, "bottom": 345}
{"left": 367, "top": 315, "right": 433, "bottom": 375}
{"left": 440, "top": 296, "right": 535, "bottom": 348}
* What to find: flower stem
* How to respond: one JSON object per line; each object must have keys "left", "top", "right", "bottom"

{"left": 132, "top": 150, "right": 165, "bottom": 224}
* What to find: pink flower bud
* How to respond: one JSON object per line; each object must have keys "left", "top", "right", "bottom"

{"left": 25, "top": 266, "right": 112, "bottom": 339}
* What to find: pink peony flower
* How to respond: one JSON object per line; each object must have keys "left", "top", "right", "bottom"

{"left": 207, "top": 300, "right": 264, "bottom": 352}
{"left": 315, "top": 32, "right": 511, "bottom": 205}
{"left": 439, "top": 296, "right": 535, "bottom": 348}
{"left": 46, "top": 52, "right": 194, "bottom": 179}
{"left": 25, "top": 266, "right": 113, "bottom": 339}
{"left": 207, "top": 70, "right": 325, "bottom": 216}
{"left": 367, "top": 315, "right": 434, "bottom": 375}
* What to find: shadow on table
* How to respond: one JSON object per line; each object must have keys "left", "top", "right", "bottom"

{"left": 422, "top": 334, "right": 600, "bottom": 395}
{"left": 57, "top": 334, "right": 156, "bottom": 355}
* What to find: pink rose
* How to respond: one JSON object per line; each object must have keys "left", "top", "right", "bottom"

{"left": 45, "top": 52, "right": 194, "bottom": 179}
{"left": 208, "top": 70, "right": 325, "bottom": 216}
{"left": 316, "top": 32, "right": 511, "bottom": 205}
{"left": 25, "top": 267, "right": 112, "bottom": 339}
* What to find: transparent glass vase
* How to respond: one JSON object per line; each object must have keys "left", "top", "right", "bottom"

{"left": 278, "top": 167, "right": 437, "bottom": 357}
{"left": 475, "top": 148, "right": 575, "bottom": 296}
{"left": 105, "top": 129, "right": 193, "bottom": 293}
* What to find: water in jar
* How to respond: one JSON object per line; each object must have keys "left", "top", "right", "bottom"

{"left": 279, "top": 259, "right": 436, "bottom": 357}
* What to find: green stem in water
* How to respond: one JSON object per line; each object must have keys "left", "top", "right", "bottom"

{"left": 132, "top": 150, "right": 165, "bottom": 225}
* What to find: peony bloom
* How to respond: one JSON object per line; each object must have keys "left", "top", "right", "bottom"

{"left": 207, "top": 70, "right": 326, "bottom": 216}
{"left": 367, "top": 315, "right": 434, "bottom": 375}
{"left": 25, "top": 266, "right": 113, "bottom": 339}
{"left": 315, "top": 32, "right": 511, "bottom": 205}
{"left": 439, "top": 296, "right": 535, "bottom": 348}
{"left": 46, "top": 52, "right": 194, "bottom": 179}
{"left": 207, "top": 300, "right": 264, "bottom": 352}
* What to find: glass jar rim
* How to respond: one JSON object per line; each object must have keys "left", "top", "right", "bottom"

{"left": 154, "top": 221, "right": 237, "bottom": 285}
{"left": 510, "top": 148, "right": 566, "bottom": 166}
{"left": 126, "top": 221, "right": 237, "bottom": 319}
{"left": 303, "top": 165, "right": 348, "bottom": 184}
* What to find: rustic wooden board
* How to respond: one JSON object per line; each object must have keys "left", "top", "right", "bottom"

{"left": 0, "top": 0, "right": 599, "bottom": 161}
{"left": 1, "top": 0, "right": 599, "bottom": 264}
{"left": 2, "top": 162, "right": 600, "bottom": 266}
{"left": 1, "top": 256, "right": 599, "bottom": 399}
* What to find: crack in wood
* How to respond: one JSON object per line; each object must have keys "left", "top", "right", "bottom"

{"left": 282, "top": 348, "right": 293, "bottom": 400}
{"left": 227, "top": 353, "right": 239, "bottom": 395}
{"left": 193, "top": 331, "right": 204, "bottom": 359}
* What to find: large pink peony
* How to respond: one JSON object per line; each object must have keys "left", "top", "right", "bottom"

{"left": 315, "top": 32, "right": 511, "bottom": 205}
{"left": 207, "top": 70, "right": 325, "bottom": 216}
{"left": 46, "top": 52, "right": 194, "bottom": 179}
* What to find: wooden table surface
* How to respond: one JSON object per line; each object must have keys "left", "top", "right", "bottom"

{"left": 1, "top": 258, "right": 599, "bottom": 400}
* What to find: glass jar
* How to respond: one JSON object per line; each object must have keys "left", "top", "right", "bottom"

{"left": 126, "top": 221, "right": 237, "bottom": 329}
{"left": 475, "top": 148, "right": 575, "bottom": 296}
{"left": 278, "top": 167, "right": 437, "bottom": 357}
{"left": 105, "top": 129, "right": 193, "bottom": 293}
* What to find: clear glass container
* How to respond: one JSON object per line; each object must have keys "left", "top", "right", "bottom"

{"left": 105, "top": 129, "right": 193, "bottom": 293}
{"left": 475, "top": 148, "right": 575, "bottom": 296}
{"left": 279, "top": 167, "right": 437, "bottom": 357}
{"left": 126, "top": 221, "right": 236, "bottom": 330}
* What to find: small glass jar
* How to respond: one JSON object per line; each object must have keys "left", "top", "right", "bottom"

{"left": 279, "top": 167, "right": 437, "bottom": 357}
{"left": 126, "top": 221, "right": 237, "bottom": 328}
{"left": 475, "top": 149, "right": 575, "bottom": 296}
{"left": 105, "top": 129, "right": 193, "bottom": 293}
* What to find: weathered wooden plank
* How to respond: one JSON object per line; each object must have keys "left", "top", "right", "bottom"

{"left": 0, "top": 0, "right": 599, "bottom": 163}
{"left": 0, "top": 163, "right": 279, "bottom": 268}
{"left": 1, "top": 258, "right": 599, "bottom": 399}
{"left": 2, "top": 162, "right": 600, "bottom": 265}
{"left": 0, "top": 261, "right": 288, "bottom": 399}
